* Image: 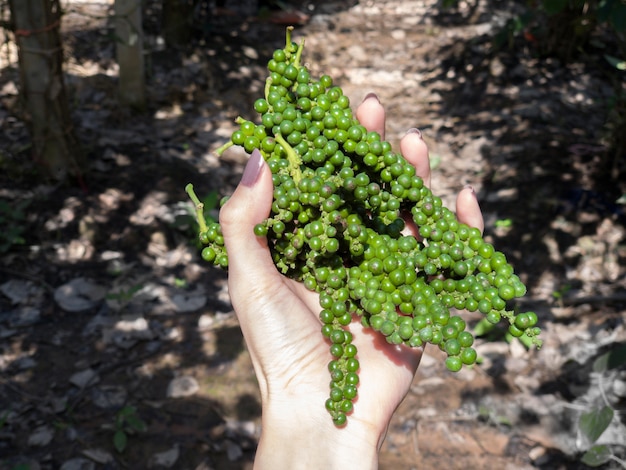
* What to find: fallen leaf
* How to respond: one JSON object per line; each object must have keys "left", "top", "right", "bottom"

{"left": 54, "top": 278, "right": 107, "bottom": 312}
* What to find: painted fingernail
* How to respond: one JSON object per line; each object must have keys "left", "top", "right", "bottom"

{"left": 463, "top": 184, "right": 477, "bottom": 197}
{"left": 361, "top": 92, "right": 380, "bottom": 104}
{"left": 405, "top": 128, "right": 423, "bottom": 139}
{"left": 241, "top": 149, "right": 264, "bottom": 187}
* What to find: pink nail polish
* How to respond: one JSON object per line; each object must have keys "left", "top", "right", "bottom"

{"left": 361, "top": 92, "right": 380, "bottom": 104}
{"left": 405, "top": 128, "right": 423, "bottom": 139}
{"left": 463, "top": 184, "right": 475, "bottom": 193}
{"left": 241, "top": 149, "right": 264, "bottom": 187}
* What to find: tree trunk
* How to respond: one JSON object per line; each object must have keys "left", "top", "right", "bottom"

{"left": 9, "top": 0, "right": 81, "bottom": 181}
{"left": 114, "top": 0, "right": 146, "bottom": 109}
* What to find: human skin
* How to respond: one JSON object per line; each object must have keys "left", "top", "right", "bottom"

{"left": 218, "top": 93, "right": 484, "bottom": 469}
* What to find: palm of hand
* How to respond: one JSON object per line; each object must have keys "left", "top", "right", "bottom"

{"left": 234, "top": 271, "right": 420, "bottom": 429}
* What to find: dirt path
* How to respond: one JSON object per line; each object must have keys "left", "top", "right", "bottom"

{"left": 1, "top": 1, "right": 625, "bottom": 469}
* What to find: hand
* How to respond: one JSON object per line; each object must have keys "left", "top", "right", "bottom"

{"left": 218, "top": 93, "right": 484, "bottom": 469}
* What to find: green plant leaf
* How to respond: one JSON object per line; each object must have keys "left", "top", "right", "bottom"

{"left": 118, "top": 404, "right": 137, "bottom": 418}
{"left": 495, "top": 218, "right": 512, "bottom": 228}
{"left": 593, "top": 343, "right": 626, "bottom": 372}
{"left": 579, "top": 405, "right": 614, "bottom": 443}
{"left": 441, "top": 0, "right": 459, "bottom": 8}
{"left": 113, "top": 429, "right": 128, "bottom": 453}
{"left": 202, "top": 190, "right": 219, "bottom": 224}
{"left": 125, "top": 414, "right": 147, "bottom": 432}
{"left": 604, "top": 54, "right": 626, "bottom": 70}
{"left": 542, "top": 0, "right": 568, "bottom": 15}
{"left": 581, "top": 444, "right": 612, "bottom": 466}
{"left": 202, "top": 191, "right": 219, "bottom": 212}
{"left": 604, "top": 0, "right": 626, "bottom": 33}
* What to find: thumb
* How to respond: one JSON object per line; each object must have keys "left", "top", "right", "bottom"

{"left": 219, "top": 149, "right": 275, "bottom": 276}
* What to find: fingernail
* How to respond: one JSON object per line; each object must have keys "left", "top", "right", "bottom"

{"left": 241, "top": 149, "right": 264, "bottom": 187}
{"left": 463, "top": 184, "right": 476, "bottom": 197}
{"left": 361, "top": 92, "right": 380, "bottom": 104}
{"left": 405, "top": 128, "right": 423, "bottom": 139}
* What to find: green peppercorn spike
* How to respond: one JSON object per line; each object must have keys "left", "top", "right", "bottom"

{"left": 187, "top": 27, "right": 542, "bottom": 427}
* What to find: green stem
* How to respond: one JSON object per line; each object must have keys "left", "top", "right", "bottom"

{"left": 275, "top": 133, "right": 302, "bottom": 183}
{"left": 215, "top": 140, "right": 234, "bottom": 156}
{"left": 264, "top": 77, "right": 272, "bottom": 102}
{"left": 216, "top": 116, "right": 249, "bottom": 155}
{"left": 293, "top": 38, "right": 305, "bottom": 68}
{"left": 185, "top": 184, "right": 209, "bottom": 233}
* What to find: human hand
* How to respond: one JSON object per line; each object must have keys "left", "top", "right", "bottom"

{"left": 218, "top": 93, "right": 483, "bottom": 469}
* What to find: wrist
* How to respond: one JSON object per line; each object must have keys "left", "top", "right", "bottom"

{"left": 254, "top": 400, "right": 382, "bottom": 469}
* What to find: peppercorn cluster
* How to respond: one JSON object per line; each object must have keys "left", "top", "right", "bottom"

{"left": 188, "top": 27, "right": 541, "bottom": 426}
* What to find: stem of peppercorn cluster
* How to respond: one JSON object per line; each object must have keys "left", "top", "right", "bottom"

{"left": 275, "top": 133, "right": 303, "bottom": 183}
{"left": 293, "top": 38, "right": 305, "bottom": 68}
{"left": 264, "top": 77, "right": 272, "bottom": 103}
{"left": 285, "top": 25, "right": 293, "bottom": 49}
{"left": 185, "top": 184, "right": 209, "bottom": 234}
{"left": 214, "top": 140, "right": 234, "bottom": 156}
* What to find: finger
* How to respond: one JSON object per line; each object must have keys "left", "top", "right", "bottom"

{"left": 219, "top": 149, "right": 276, "bottom": 283}
{"left": 456, "top": 186, "right": 484, "bottom": 233}
{"left": 356, "top": 93, "right": 386, "bottom": 139}
{"left": 400, "top": 128, "right": 431, "bottom": 187}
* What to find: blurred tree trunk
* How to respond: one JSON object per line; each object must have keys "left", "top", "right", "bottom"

{"left": 8, "top": 0, "right": 81, "bottom": 181}
{"left": 114, "top": 0, "right": 146, "bottom": 108}
{"left": 161, "top": 0, "right": 194, "bottom": 47}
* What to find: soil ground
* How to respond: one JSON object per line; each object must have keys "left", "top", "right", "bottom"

{"left": 1, "top": 1, "right": 625, "bottom": 469}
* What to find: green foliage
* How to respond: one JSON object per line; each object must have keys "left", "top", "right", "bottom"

{"left": 441, "top": 0, "right": 460, "bottom": 10}
{"left": 495, "top": 218, "right": 513, "bottom": 229}
{"left": 597, "top": 0, "right": 626, "bottom": 33}
{"left": 195, "top": 190, "right": 219, "bottom": 225}
{"left": 581, "top": 444, "right": 614, "bottom": 467}
{"left": 593, "top": 343, "right": 626, "bottom": 372}
{"left": 575, "top": 344, "right": 626, "bottom": 467}
{"left": 442, "top": 0, "right": 626, "bottom": 58}
{"left": 477, "top": 403, "right": 513, "bottom": 427}
{"left": 580, "top": 405, "right": 614, "bottom": 443}
{"left": 605, "top": 54, "right": 626, "bottom": 70}
{"left": 528, "top": 0, "right": 626, "bottom": 175}
{"left": 0, "top": 199, "right": 30, "bottom": 254}
{"left": 537, "top": 0, "right": 625, "bottom": 59}
{"left": 552, "top": 283, "right": 573, "bottom": 307}
{"left": 441, "top": 0, "right": 626, "bottom": 172}
{"left": 112, "top": 405, "right": 146, "bottom": 453}
{"left": 105, "top": 283, "right": 144, "bottom": 312}
{"left": 541, "top": 0, "right": 569, "bottom": 15}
